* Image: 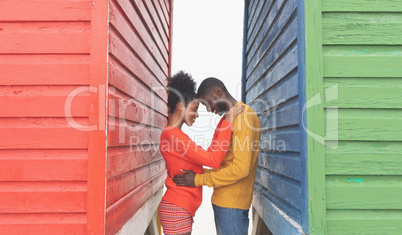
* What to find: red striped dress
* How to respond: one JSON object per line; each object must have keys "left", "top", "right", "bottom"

{"left": 158, "top": 118, "right": 233, "bottom": 234}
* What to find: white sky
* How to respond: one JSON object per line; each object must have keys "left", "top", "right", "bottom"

{"left": 171, "top": 0, "right": 245, "bottom": 148}
{"left": 169, "top": 1, "right": 248, "bottom": 234}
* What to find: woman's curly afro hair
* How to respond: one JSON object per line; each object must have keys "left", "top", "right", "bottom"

{"left": 167, "top": 71, "right": 197, "bottom": 114}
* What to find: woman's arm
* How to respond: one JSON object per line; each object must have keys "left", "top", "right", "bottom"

{"left": 165, "top": 105, "right": 244, "bottom": 168}
{"left": 168, "top": 119, "right": 232, "bottom": 168}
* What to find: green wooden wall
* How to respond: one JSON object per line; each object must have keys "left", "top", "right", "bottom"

{"left": 306, "top": 0, "right": 402, "bottom": 234}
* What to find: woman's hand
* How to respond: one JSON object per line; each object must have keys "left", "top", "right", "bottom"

{"left": 223, "top": 104, "right": 245, "bottom": 123}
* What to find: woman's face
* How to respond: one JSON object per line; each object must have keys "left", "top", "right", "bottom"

{"left": 183, "top": 99, "right": 199, "bottom": 126}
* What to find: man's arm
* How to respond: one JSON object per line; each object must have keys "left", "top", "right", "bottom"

{"left": 173, "top": 109, "right": 259, "bottom": 188}
{"left": 196, "top": 109, "right": 259, "bottom": 188}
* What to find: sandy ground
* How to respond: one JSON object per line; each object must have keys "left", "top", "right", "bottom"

{"left": 192, "top": 187, "right": 253, "bottom": 235}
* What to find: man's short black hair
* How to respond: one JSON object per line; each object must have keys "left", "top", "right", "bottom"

{"left": 197, "top": 77, "right": 228, "bottom": 97}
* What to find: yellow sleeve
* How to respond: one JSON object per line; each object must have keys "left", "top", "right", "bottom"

{"left": 195, "top": 110, "right": 258, "bottom": 188}
{"left": 203, "top": 168, "right": 218, "bottom": 174}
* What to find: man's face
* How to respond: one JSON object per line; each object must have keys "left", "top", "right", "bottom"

{"left": 199, "top": 93, "right": 227, "bottom": 116}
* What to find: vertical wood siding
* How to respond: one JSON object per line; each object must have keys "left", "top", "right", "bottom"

{"left": 105, "top": 0, "right": 171, "bottom": 234}
{"left": 0, "top": 0, "right": 91, "bottom": 234}
{"left": 243, "top": 0, "right": 305, "bottom": 233}
{"left": 320, "top": 0, "right": 402, "bottom": 234}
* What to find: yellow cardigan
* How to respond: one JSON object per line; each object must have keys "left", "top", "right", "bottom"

{"left": 194, "top": 101, "right": 261, "bottom": 210}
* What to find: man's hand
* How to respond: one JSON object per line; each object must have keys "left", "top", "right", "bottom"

{"left": 172, "top": 170, "right": 196, "bottom": 187}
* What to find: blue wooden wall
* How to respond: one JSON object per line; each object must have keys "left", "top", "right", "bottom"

{"left": 242, "top": 0, "right": 306, "bottom": 233}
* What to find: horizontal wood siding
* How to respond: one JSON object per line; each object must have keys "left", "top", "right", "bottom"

{"left": 0, "top": 0, "right": 92, "bottom": 233}
{"left": 244, "top": 0, "right": 304, "bottom": 233}
{"left": 321, "top": 1, "right": 402, "bottom": 234}
{"left": 105, "top": 0, "right": 171, "bottom": 234}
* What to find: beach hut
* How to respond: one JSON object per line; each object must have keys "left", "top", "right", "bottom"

{"left": 243, "top": 0, "right": 402, "bottom": 234}
{"left": 0, "top": 0, "right": 172, "bottom": 234}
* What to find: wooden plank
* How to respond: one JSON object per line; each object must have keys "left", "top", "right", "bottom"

{"left": 304, "top": 0, "right": 327, "bottom": 233}
{"left": 107, "top": 119, "right": 162, "bottom": 148}
{"left": 107, "top": 146, "right": 163, "bottom": 179}
{"left": 322, "top": 0, "right": 402, "bottom": 12}
{"left": 247, "top": 0, "right": 277, "bottom": 50}
{"left": 247, "top": 0, "right": 297, "bottom": 75}
{"left": 0, "top": 149, "right": 87, "bottom": 181}
{"left": 144, "top": 213, "right": 159, "bottom": 235}
{"left": 117, "top": 189, "right": 163, "bottom": 235}
{"left": 296, "top": 0, "right": 309, "bottom": 231}
{"left": 254, "top": 184, "right": 302, "bottom": 227}
{"left": 325, "top": 141, "right": 402, "bottom": 175}
{"left": 258, "top": 97, "right": 299, "bottom": 131}
{"left": 141, "top": 0, "right": 168, "bottom": 48}
{"left": 0, "top": 159, "right": 87, "bottom": 181}
{"left": 247, "top": 0, "right": 266, "bottom": 41}
{"left": 246, "top": 18, "right": 297, "bottom": 95}
{"left": 0, "top": 55, "right": 90, "bottom": 86}
{"left": 87, "top": 0, "right": 109, "bottom": 233}
{"left": 106, "top": 160, "right": 165, "bottom": 207}
{"left": 258, "top": 151, "right": 301, "bottom": 181}
{"left": 162, "top": 0, "right": 170, "bottom": 14}
{"left": 113, "top": 0, "right": 168, "bottom": 65}
{"left": 105, "top": 171, "right": 166, "bottom": 235}
{"left": 247, "top": 0, "right": 297, "bottom": 66}
{"left": 246, "top": 0, "right": 286, "bottom": 54}
{"left": 323, "top": 46, "right": 402, "bottom": 78}
{"left": 326, "top": 176, "right": 402, "bottom": 209}
{"left": 248, "top": 14, "right": 297, "bottom": 80}
{"left": 324, "top": 78, "right": 402, "bottom": 108}
{"left": 247, "top": 0, "right": 259, "bottom": 28}
{"left": 108, "top": 92, "right": 167, "bottom": 129}
{"left": 256, "top": 166, "right": 302, "bottom": 210}
{"left": 0, "top": 86, "right": 90, "bottom": 117}
{"left": 327, "top": 116, "right": 402, "bottom": 141}
{"left": 260, "top": 129, "right": 300, "bottom": 153}
{"left": 253, "top": 191, "right": 304, "bottom": 235}
{"left": 324, "top": 86, "right": 402, "bottom": 109}
{"left": 326, "top": 153, "right": 402, "bottom": 176}
{"left": 0, "top": 22, "right": 90, "bottom": 54}
{"left": 145, "top": 0, "right": 169, "bottom": 38}
{"left": 249, "top": 70, "right": 298, "bottom": 114}
{"left": 248, "top": 0, "right": 256, "bottom": 15}
{"left": 0, "top": 1, "right": 91, "bottom": 21}
{"left": 108, "top": 61, "right": 168, "bottom": 112}
{"left": 0, "top": 118, "right": 89, "bottom": 149}
{"left": 167, "top": 0, "right": 173, "bottom": 77}
{"left": 324, "top": 56, "right": 402, "bottom": 77}
{"left": 322, "top": 13, "right": 402, "bottom": 45}
{"left": 0, "top": 182, "right": 86, "bottom": 213}
{"left": 132, "top": 0, "right": 169, "bottom": 52}
{"left": 323, "top": 45, "right": 402, "bottom": 57}
{"left": 326, "top": 109, "right": 402, "bottom": 141}
{"left": 0, "top": 213, "right": 86, "bottom": 235}
{"left": 109, "top": 31, "right": 167, "bottom": 99}
{"left": 246, "top": 45, "right": 298, "bottom": 102}
{"left": 326, "top": 210, "right": 402, "bottom": 234}
{"left": 251, "top": 208, "right": 273, "bottom": 235}
{"left": 109, "top": 0, "right": 168, "bottom": 76}
{"left": 157, "top": 0, "right": 169, "bottom": 26}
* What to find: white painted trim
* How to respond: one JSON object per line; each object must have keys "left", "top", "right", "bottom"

{"left": 117, "top": 188, "right": 163, "bottom": 235}
{"left": 253, "top": 192, "right": 305, "bottom": 235}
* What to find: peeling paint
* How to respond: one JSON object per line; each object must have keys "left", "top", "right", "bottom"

{"left": 347, "top": 178, "right": 364, "bottom": 183}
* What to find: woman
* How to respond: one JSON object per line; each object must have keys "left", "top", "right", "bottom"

{"left": 158, "top": 71, "right": 244, "bottom": 235}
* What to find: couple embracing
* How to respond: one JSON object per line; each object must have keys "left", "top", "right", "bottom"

{"left": 158, "top": 71, "right": 261, "bottom": 235}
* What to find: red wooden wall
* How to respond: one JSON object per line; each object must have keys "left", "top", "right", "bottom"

{"left": 105, "top": 0, "right": 171, "bottom": 234}
{"left": 0, "top": 0, "right": 92, "bottom": 234}
{"left": 0, "top": 0, "right": 172, "bottom": 234}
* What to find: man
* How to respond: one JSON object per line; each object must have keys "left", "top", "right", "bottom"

{"left": 173, "top": 77, "right": 261, "bottom": 235}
